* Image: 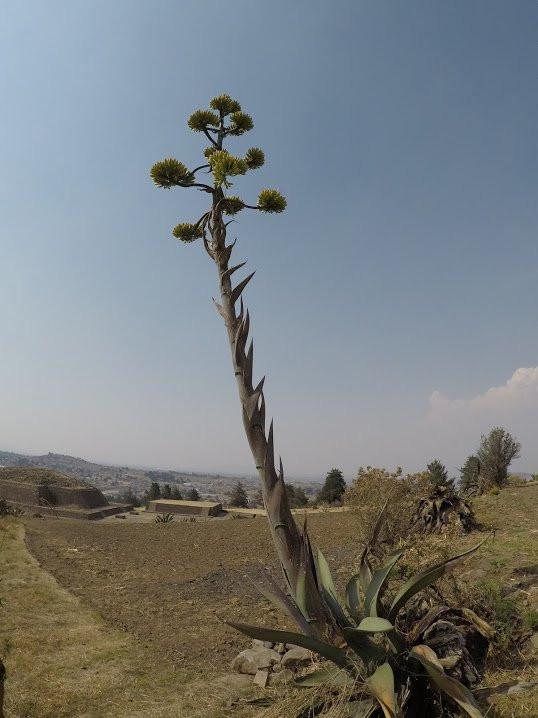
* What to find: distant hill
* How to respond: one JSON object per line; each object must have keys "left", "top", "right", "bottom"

{"left": 0, "top": 451, "right": 114, "bottom": 476}
{"left": 0, "top": 466, "right": 89, "bottom": 488}
{"left": 0, "top": 449, "right": 322, "bottom": 504}
{"left": 0, "top": 450, "right": 264, "bottom": 503}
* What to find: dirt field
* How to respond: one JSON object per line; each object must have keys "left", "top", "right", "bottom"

{"left": 25, "top": 512, "right": 364, "bottom": 675}
{"left": 16, "top": 484, "right": 538, "bottom": 716}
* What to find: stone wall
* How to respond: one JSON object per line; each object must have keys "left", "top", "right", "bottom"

{"left": 0, "top": 480, "right": 40, "bottom": 506}
{"left": 39, "top": 485, "right": 108, "bottom": 509}
{"left": 148, "top": 500, "right": 222, "bottom": 517}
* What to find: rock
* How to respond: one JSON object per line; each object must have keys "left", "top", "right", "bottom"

{"left": 253, "top": 669, "right": 270, "bottom": 688}
{"left": 231, "top": 648, "right": 282, "bottom": 675}
{"left": 275, "top": 642, "right": 287, "bottom": 654}
{"left": 252, "top": 639, "right": 274, "bottom": 649}
{"left": 281, "top": 647, "right": 313, "bottom": 671}
{"left": 530, "top": 632, "right": 538, "bottom": 652}
{"left": 211, "top": 673, "right": 253, "bottom": 692}
{"left": 507, "top": 681, "right": 538, "bottom": 695}
{"left": 269, "top": 668, "right": 294, "bottom": 685}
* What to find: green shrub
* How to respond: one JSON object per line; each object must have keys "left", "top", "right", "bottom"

{"left": 476, "top": 579, "right": 519, "bottom": 650}
{"left": 345, "top": 467, "right": 430, "bottom": 546}
{"left": 0, "top": 499, "right": 24, "bottom": 517}
{"left": 522, "top": 608, "right": 538, "bottom": 632}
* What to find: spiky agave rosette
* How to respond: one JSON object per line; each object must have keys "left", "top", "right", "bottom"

{"left": 227, "top": 506, "right": 494, "bottom": 718}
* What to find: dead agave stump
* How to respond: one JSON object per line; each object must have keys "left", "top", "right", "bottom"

{"left": 411, "top": 485, "right": 475, "bottom": 534}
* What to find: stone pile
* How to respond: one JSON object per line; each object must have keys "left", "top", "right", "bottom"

{"left": 231, "top": 639, "right": 313, "bottom": 689}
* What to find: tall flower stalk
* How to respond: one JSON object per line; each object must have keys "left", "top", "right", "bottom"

{"left": 150, "top": 95, "right": 331, "bottom": 632}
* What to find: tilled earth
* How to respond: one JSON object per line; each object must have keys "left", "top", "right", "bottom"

{"left": 26, "top": 513, "right": 363, "bottom": 675}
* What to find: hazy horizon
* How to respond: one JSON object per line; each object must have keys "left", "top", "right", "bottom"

{"left": 2, "top": 2, "right": 537, "bottom": 482}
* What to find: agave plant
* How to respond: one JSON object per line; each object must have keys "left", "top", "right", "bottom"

{"left": 154, "top": 512, "right": 175, "bottom": 524}
{"left": 410, "top": 484, "right": 476, "bottom": 534}
{"left": 228, "top": 506, "right": 492, "bottom": 718}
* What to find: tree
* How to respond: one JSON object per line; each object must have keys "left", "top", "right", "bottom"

{"left": 477, "top": 427, "right": 521, "bottom": 489}
{"left": 171, "top": 486, "right": 183, "bottom": 500}
{"left": 228, "top": 481, "right": 249, "bottom": 508}
{"left": 187, "top": 487, "right": 200, "bottom": 501}
{"left": 119, "top": 487, "right": 141, "bottom": 507}
{"left": 317, "top": 468, "right": 346, "bottom": 505}
{"left": 150, "top": 94, "right": 334, "bottom": 630}
{"left": 459, "top": 455, "right": 480, "bottom": 493}
{"left": 148, "top": 482, "right": 161, "bottom": 500}
{"left": 286, "top": 483, "right": 308, "bottom": 508}
{"left": 426, "top": 459, "right": 450, "bottom": 487}
{"left": 162, "top": 483, "right": 172, "bottom": 499}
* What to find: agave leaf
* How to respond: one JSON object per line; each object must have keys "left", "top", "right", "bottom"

{"left": 388, "top": 533, "right": 492, "bottom": 622}
{"left": 365, "top": 662, "right": 398, "bottom": 718}
{"left": 461, "top": 607, "right": 495, "bottom": 639}
{"left": 345, "top": 572, "right": 362, "bottom": 621}
{"left": 227, "top": 621, "right": 352, "bottom": 669}
{"left": 387, "top": 630, "right": 406, "bottom": 657}
{"left": 248, "top": 574, "right": 316, "bottom": 638}
{"left": 364, "top": 549, "right": 404, "bottom": 617}
{"left": 317, "top": 548, "right": 339, "bottom": 600}
{"left": 409, "top": 645, "right": 484, "bottom": 718}
{"left": 295, "top": 665, "right": 353, "bottom": 687}
{"left": 370, "top": 499, "right": 389, "bottom": 548}
{"left": 359, "top": 546, "right": 373, "bottom": 594}
{"left": 357, "top": 617, "right": 395, "bottom": 633}
{"left": 357, "top": 501, "right": 390, "bottom": 596}
{"left": 295, "top": 570, "right": 308, "bottom": 620}
{"left": 295, "top": 519, "right": 315, "bottom": 621}
{"left": 317, "top": 548, "right": 352, "bottom": 628}
{"left": 343, "top": 627, "right": 387, "bottom": 664}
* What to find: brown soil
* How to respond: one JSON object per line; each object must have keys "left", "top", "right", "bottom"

{"left": 25, "top": 513, "right": 363, "bottom": 676}
{"left": 23, "top": 483, "right": 538, "bottom": 699}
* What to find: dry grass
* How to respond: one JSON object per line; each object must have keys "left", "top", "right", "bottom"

{"left": 0, "top": 467, "right": 88, "bottom": 487}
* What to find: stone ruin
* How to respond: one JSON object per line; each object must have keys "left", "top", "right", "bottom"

{"left": 0, "top": 467, "right": 131, "bottom": 520}
{"left": 147, "top": 499, "right": 223, "bottom": 517}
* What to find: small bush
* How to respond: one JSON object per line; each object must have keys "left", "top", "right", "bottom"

{"left": 154, "top": 513, "right": 174, "bottom": 524}
{"left": 345, "top": 466, "right": 430, "bottom": 547}
{"left": 476, "top": 579, "right": 520, "bottom": 650}
{"left": 522, "top": 608, "right": 538, "bottom": 632}
{"left": 0, "top": 499, "right": 24, "bottom": 517}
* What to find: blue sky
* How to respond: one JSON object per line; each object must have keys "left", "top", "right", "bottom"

{"left": 1, "top": 1, "right": 537, "bottom": 479}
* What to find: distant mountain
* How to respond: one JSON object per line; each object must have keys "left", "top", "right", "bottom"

{"left": 0, "top": 450, "right": 119, "bottom": 476}
{"left": 0, "top": 450, "right": 262, "bottom": 502}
